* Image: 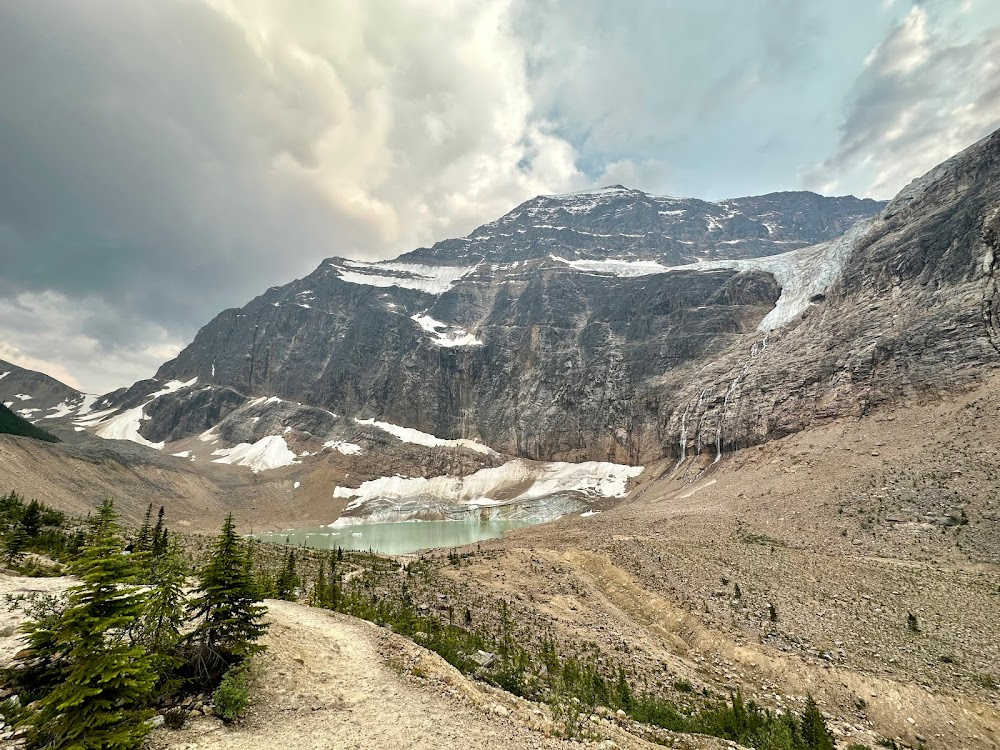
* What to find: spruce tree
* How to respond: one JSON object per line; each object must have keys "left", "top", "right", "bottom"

{"left": 140, "top": 541, "right": 188, "bottom": 690}
{"left": 276, "top": 549, "right": 299, "bottom": 600}
{"left": 151, "top": 506, "right": 167, "bottom": 556}
{"left": 313, "top": 561, "right": 328, "bottom": 607}
{"left": 15, "top": 500, "right": 156, "bottom": 750}
{"left": 186, "top": 514, "right": 268, "bottom": 679}
{"left": 135, "top": 504, "right": 153, "bottom": 554}
{"left": 21, "top": 500, "right": 42, "bottom": 539}
{"left": 799, "top": 694, "right": 834, "bottom": 750}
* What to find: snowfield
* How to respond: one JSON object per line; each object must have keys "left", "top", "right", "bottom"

{"left": 332, "top": 458, "right": 644, "bottom": 521}
{"left": 355, "top": 418, "right": 497, "bottom": 455}
{"left": 332, "top": 260, "right": 478, "bottom": 295}
{"left": 211, "top": 435, "right": 299, "bottom": 472}
{"left": 550, "top": 216, "right": 875, "bottom": 331}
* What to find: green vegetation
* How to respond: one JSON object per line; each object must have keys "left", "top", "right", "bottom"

{"left": 212, "top": 663, "right": 253, "bottom": 722}
{"left": 184, "top": 513, "right": 268, "bottom": 682}
{"left": 14, "top": 500, "right": 157, "bottom": 750}
{"left": 2, "top": 499, "right": 268, "bottom": 748}
{"left": 0, "top": 402, "right": 59, "bottom": 442}
{"left": 296, "top": 548, "right": 842, "bottom": 749}
{"left": 0, "top": 490, "right": 78, "bottom": 570}
{"left": 0, "top": 493, "right": 872, "bottom": 749}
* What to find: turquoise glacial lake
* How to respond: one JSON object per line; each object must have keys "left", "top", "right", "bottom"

{"left": 252, "top": 518, "right": 542, "bottom": 555}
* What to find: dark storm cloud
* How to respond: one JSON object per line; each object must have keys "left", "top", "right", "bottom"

{"left": 0, "top": 0, "right": 581, "bottom": 390}
{"left": 1, "top": 0, "right": 996, "bottom": 393}
{"left": 0, "top": 0, "right": 375, "bottom": 331}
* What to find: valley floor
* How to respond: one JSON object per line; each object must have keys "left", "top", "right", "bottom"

{"left": 3, "top": 378, "right": 1000, "bottom": 749}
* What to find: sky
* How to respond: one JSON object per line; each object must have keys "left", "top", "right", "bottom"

{"left": 1, "top": 0, "right": 998, "bottom": 394}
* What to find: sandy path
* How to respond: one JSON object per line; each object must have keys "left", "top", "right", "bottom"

{"left": 151, "top": 600, "right": 652, "bottom": 750}
{"left": 1, "top": 573, "right": 663, "bottom": 750}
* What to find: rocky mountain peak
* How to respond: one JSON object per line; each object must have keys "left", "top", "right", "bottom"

{"left": 397, "top": 186, "right": 886, "bottom": 267}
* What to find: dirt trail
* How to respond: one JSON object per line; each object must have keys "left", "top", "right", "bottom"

{"left": 150, "top": 600, "right": 660, "bottom": 750}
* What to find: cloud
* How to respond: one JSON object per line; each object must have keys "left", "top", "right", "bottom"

{"left": 0, "top": 0, "right": 582, "bottom": 392}
{"left": 808, "top": 4, "right": 1000, "bottom": 197}
{"left": 0, "top": 292, "right": 184, "bottom": 393}
{"left": 1, "top": 0, "right": 995, "bottom": 393}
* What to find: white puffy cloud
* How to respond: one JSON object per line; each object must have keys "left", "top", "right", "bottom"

{"left": 0, "top": 292, "right": 184, "bottom": 394}
{"left": 808, "top": 4, "right": 1000, "bottom": 197}
{"left": 2, "top": 0, "right": 998, "bottom": 394}
{"left": 0, "top": 0, "right": 583, "bottom": 392}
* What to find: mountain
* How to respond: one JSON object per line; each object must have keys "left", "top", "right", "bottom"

{"left": 131, "top": 189, "right": 884, "bottom": 464}
{"left": 0, "top": 359, "right": 86, "bottom": 430}
{"left": 0, "top": 402, "right": 59, "bottom": 442}
{"left": 25, "top": 130, "right": 1000, "bottom": 524}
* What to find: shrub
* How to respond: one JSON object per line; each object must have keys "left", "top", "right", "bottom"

{"left": 162, "top": 708, "right": 187, "bottom": 730}
{"left": 212, "top": 664, "right": 252, "bottom": 722}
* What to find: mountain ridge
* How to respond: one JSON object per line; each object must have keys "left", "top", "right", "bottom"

{"left": 8, "top": 131, "right": 1000, "bottom": 527}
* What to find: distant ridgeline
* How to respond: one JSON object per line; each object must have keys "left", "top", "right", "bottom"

{"left": 0, "top": 402, "right": 60, "bottom": 443}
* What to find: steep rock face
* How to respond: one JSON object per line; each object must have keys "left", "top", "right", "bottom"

{"left": 156, "top": 263, "right": 779, "bottom": 462}
{"left": 103, "top": 135, "right": 1000, "bottom": 467}
{"left": 148, "top": 188, "right": 884, "bottom": 462}
{"left": 661, "top": 130, "right": 1000, "bottom": 468}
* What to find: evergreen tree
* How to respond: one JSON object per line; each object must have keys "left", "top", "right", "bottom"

{"left": 140, "top": 541, "right": 188, "bottom": 691}
{"left": 151, "top": 506, "right": 167, "bottom": 556}
{"left": 14, "top": 500, "right": 156, "bottom": 750}
{"left": 135, "top": 504, "right": 154, "bottom": 554}
{"left": 275, "top": 549, "right": 299, "bottom": 600}
{"left": 157, "top": 527, "right": 169, "bottom": 557}
{"left": 4, "top": 522, "right": 27, "bottom": 564}
{"left": 799, "top": 694, "right": 834, "bottom": 750}
{"left": 186, "top": 514, "right": 268, "bottom": 679}
{"left": 21, "top": 499, "right": 42, "bottom": 539}
{"left": 330, "top": 554, "right": 342, "bottom": 611}
{"left": 313, "top": 561, "right": 328, "bottom": 607}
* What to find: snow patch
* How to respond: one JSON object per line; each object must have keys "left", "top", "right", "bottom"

{"left": 147, "top": 377, "right": 198, "bottom": 400}
{"left": 94, "top": 406, "right": 165, "bottom": 449}
{"left": 75, "top": 394, "right": 100, "bottom": 417}
{"left": 333, "top": 458, "right": 643, "bottom": 519}
{"left": 211, "top": 435, "right": 299, "bottom": 472}
{"left": 411, "top": 314, "right": 483, "bottom": 348}
{"left": 0, "top": 372, "right": 8, "bottom": 380}
{"left": 355, "top": 418, "right": 496, "bottom": 455}
{"left": 43, "top": 401, "right": 75, "bottom": 419}
{"left": 323, "top": 439, "right": 362, "bottom": 456}
{"left": 333, "top": 260, "right": 478, "bottom": 295}
{"left": 13, "top": 394, "right": 32, "bottom": 401}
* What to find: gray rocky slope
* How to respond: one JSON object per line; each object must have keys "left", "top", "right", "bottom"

{"left": 122, "top": 188, "right": 887, "bottom": 463}
{"left": 17, "top": 130, "right": 1000, "bottom": 480}
{"left": 0, "top": 359, "right": 85, "bottom": 426}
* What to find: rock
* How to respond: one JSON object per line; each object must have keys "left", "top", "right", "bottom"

{"left": 491, "top": 704, "right": 509, "bottom": 718}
